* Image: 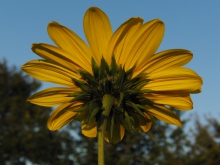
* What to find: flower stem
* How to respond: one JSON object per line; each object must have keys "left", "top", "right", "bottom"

{"left": 98, "top": 94, "right": 115, "bottom": 165}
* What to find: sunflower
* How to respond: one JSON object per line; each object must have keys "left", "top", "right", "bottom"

{"left": 22, "top": 7, "right": 202, "bottom": 144}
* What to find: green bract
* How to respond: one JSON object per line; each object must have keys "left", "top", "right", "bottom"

{"left": 70, "top": 56, "right": 153, "bottom": 134}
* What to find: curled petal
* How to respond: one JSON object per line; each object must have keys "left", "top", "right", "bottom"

{"left": 22, "top": 60, "right": 80, "bottom": 87}
{"left": 128, "top": 112, "right": 152, "bottom": 132}
{"left": 32, "top": 43, "right": 92, "bottom": 73}
{"left": 84, "top": 7, "right": 112, "bottom": 64}
{"left": 47, "top": 102, "right": 82, "bottom": 130}
{"left": 81, "top": 120, "right": 97, "bottom": 138}
{"left": 144, "top": 92, "right": 193, "bottom": 110}
{"left": 190, "top": 88, "right": 202, "bottom": 94}
{"left": 138, "top": 113, "right": 152, "bottom": 132}
{"left": 28, "top": 87, "right": 78, "bottom": 107}
{"left": 148, "top": 105, "right": 182, "bottom": 126}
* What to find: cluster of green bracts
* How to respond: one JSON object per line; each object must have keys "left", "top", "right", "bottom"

{"left": 69, "top": 56, "right": 155, "bottom": 139}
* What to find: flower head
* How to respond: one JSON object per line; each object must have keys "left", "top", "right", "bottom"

{"left": 22, "top": 7, "right": 202, "bottom": 143}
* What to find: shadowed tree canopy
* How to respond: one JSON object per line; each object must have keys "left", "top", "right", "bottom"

{"left": 0, "top": 59, "right": 80, "bottom": 165}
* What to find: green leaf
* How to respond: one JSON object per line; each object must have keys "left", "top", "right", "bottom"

{"left": 69, "top": 103, "right": 90, "bottom": 112}
{"left": 67, "top": 91, "right": 85, "bottom": 97}
{"left": 126, "top": 101, "right": 145, "bottom": 117}
{"left": 86, "top": 99, "right": 102, "bottom": 124}
{"left": 117, "top": 92, "right": 124, "bottom": 107}
{"left": 138, "top": 97, "right": 153, "bottom": 106}
{"left": 99, "top": 57, "right": 109, "bottom": 81}
{"left": 125, "top": 65, "right": 135, "bottom": 81}
{"left": 109, "top": 55, "right": 118, "bottom": 77}
{"left": 71, "top": 78, "right": 90, "bottom": 92}
{"left": 123, "top": 73, "right": 146, "bottom": 90}
{"left": 132, "top": 79, "right": 150, "bottom": 90}
{"left": 114, "top": 67, "right": 125, "bottom": 89}
{"left": 136, "top": 104, "right": 156, "bottom": 125}
{"left": 124, "top": 111, "right": 134, "bottom": 132}
{"left": 69, "top": 93, "right": 90, "bottom": 102}
{"left": 98, "top": 94, "right": 115, "bottom": 129}
{"left": 110, "top": 113, "right": 115, "bottom": 138}
{"left": 78, "top": 70, "right": 100, "bottom": 87}
{"left": 124, "top": 90, "right": 142, "bottom": 96}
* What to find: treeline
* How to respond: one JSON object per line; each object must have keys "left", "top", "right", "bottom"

{"left": 0, "top": 60, "right": 219, "bottom": 165}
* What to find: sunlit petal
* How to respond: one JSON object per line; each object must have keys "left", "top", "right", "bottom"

{"left": 47, "top": 22, "right": 92, "bottom": 71}
{"left": 148, "top": 105, "right": 182, "bottom": 126}
{"left": 145, "top": 68, "right": 202, "bottom": 92}
{"left": 28, "top": 87, "right": 78, "bottom": 107}
{"left": 82, "top": 120, "right": 97, "bottom": 138}
{"left": 124, "top": 19, "right": 164, "bottom": 71}
{"left": 134, "top": 49, "right": 193, "bottom": 76}
{"left": 47, "top": 102, "right": 82, "bottom": 130}
{"left": 138, "top": 113, "right": 152, "bottom": 132}
{"left": 32, "top": 43, "right": 92, "bottom": 73}
{"left": 144, "top": 92, "right": 193, "bottom": 110}
{"left": 107, "top": 17, "right": 143, "bottom": 65}
{"left": 22, "top": 60, "right": 80, "bottom": 87}
{"left": 84, "top": 7, "right": 112, "bottom": 64}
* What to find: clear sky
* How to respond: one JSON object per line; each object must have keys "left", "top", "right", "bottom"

{"left": 1, "top": 1, "right": 219, "bottom": 126}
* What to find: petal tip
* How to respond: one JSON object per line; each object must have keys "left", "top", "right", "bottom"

{"left": 48, "top": 21, "right": 59, "bottom": 26}
{"left": 87, "top": 6, "right": 101, "bottom": 12}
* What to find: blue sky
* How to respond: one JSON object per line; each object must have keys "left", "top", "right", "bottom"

{"left": 1, "top": 1, "right": 219, "bottom": 126}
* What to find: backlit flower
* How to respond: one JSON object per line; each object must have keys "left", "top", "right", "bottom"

{"left": 22, "top": 7, "right": 202, "bottom": 143}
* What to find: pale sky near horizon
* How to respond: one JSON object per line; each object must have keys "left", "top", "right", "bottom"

{"left": 1, "top": 1, "right": 219, "bottom": 128}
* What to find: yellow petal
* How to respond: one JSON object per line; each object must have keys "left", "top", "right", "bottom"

{"left": 47, "top": 102, "right": 82, "bottom": 130}
{"left": 22, "top": 60, "right": 80, "bottom": 87}
{"left": 107, "top": 17, "right": 143, "bottom": 65}
{"left": 134, "top": 49, "right": 193, "bottom": 76}
{"left": 144, "top": 92, "right": 193, "bottom": 110}
{"left": 28, "top": 87, "right": 78, "bottom": 107}
{"left": 190, "top": 88, "right": 202, "bottom": 94}
{"left": 81, "top": 120, "right": 97, "bottom": 138}
{"left": 124, "top": 19, "right": 164, "bottom": 71}
{"left": 148, "top": 105, "right": 182, "bottom": 126}
{"left": 84, "top": 7, "right": 112, "bottom": 64}
{"left": 47, "top": 22, "right": 92, "bottom": 71}
{"left": 32, "top": 43, "right": 92, "bottom": 73}
{"left": 145, "top": 68, "right": 202, "bottom": 92}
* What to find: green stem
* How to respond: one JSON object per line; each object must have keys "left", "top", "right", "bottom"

{"left": 98, "top": 94, "right": 115, "bottom": 165}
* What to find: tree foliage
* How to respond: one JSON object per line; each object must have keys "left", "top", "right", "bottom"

{"left": 0, "top": 60, "right": 78, "bottom": 165}
{"left": 1, "top": 59, "right": 220, "bottom": 165}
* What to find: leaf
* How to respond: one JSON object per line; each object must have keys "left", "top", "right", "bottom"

{"left": 99, "top": 57, "right": 109, "bottom": 81}
{"left": 69, "top": 103, "right": 90, "bottom": 112}
{"left": 109, "top": 55, "right": 118, "bottom": 77}
{"left": 126, "top": 101, "right": 145, "bottom": 117}
{"left": 110, "top": 113, "right": 115, "bottom": 138}
{"left": 71, "top": 78, "right": 90, "bottom": 92}
{"left": 79, "top": 69, "right": 99, "bottom": 87}
{"left": 91, "top": 57, "right": 99, "bottom": 79}
{"left": 86, "top": 99, "right": 102, "bottom": 124}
